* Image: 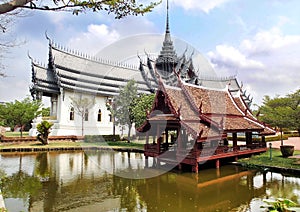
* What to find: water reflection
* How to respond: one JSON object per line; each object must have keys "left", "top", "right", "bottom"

{"left": 0, "top": 151, "right": 300, "bottom": 211}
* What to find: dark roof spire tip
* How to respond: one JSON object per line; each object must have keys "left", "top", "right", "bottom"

{"left": 166, "top": 0, "right": 170, "bottom": 33}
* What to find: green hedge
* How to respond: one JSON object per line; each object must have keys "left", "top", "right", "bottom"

{"left": 284, "top": 132, "right": 299, "bottom": 137}
{"left": 227, "top": 134, "right": 289, "bottom": 142}
{"left": 84, "top": 135, "right": 121, "bottom": 143}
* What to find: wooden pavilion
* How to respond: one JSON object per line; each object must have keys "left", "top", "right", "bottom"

{"left": 138, "top": 76, "right": 275, "bottom": 172}
{"left": 136, "top": 1, "right": 275, "bottom": 172}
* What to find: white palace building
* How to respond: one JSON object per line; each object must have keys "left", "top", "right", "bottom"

{"left": 29, "top": 6, "right": 252, "bottom": 136}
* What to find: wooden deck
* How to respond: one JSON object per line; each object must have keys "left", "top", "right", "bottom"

{"left": 145, "top": 143, "right": 266, "bottom": 171}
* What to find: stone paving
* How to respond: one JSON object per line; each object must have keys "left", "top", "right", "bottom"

{"left": 267, "top": 137, "right": 300, "bottom": 150}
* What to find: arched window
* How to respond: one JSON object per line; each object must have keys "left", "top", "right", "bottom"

{"left": 70, "top": 107, "right": 74, "bottom": 121}
{"left": 84, "top": 109, "right": 89, "bottom": 121}
{"left": 97, "top": 109, "right": 102, "bottom": 122}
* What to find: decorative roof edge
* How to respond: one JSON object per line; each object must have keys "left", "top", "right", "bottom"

{"left": 45, "top": 35, "right": 139, "bottom": 71}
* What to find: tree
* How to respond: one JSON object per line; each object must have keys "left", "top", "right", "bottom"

{"left": 41, "top": 107, "right": 50, "bottom": 117}
{"left": 287, "top": 89, "right": 300, "bottom": 136}
{"left": 258, "top": 95, "right": 293, "bottom": 146}
{"left": 0, "top": 0, "right": 160, "bottom": 18}
{"left": 113, "top": 80, "right": 137, "bottom": 142}
{"left": 0, "top": 97, "right": 42, "bottom": 137}
{"left": 37, "top": 120, "right": 53, "bottom": 145}
{"left": 0, "top": 104, "right": 5, "bottom": 126}
{"left": 70, "top": 95, "right": 94, "bottom": 136}
{"left": 132, "top": 93, "right": 155, "bottom": 128}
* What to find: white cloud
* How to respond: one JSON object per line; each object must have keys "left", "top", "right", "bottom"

{"left": 67, "top": 24, "right": 120, "bottom": 54}
{"left": 240, "top": 27, "right": 300, "bottom": 55}
{"left": 66, "top": 16, "right": 157, "bottom": 55}
{"left": 207, "top": 24, "right": 300, "bottom": 105}
{"left": 171, "top": 0, "right": 232, "bottom": 13}
{"left": 207, "top": 44, "right": 264, "bottom": 70}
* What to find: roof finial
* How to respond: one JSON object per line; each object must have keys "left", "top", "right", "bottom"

{"left": 166, "top": 0, "right": 170, "bottom": 34}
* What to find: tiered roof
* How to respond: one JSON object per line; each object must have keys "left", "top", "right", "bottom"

{"left": 30, "top": 41, "right": 156, "bottom": 99}
{"left": 138, "top": 74, "right": 275, "bottom": 141}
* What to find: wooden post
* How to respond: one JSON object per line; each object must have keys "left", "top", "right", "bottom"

{"left": 146, "top": 131, "right": 149, "bottom": 145}
{"left": 158, "top": 137, "right": 162, "bottom": 154}
{"left": 216, "top": 159, "right": 220, "bottom": 169}
{"left": 177, "top": 129, "right": 182, "bottom": 151}
{"left": 246, "top": 132, "right": 252, "bottom": 147}
{"left": 165, "top": 129, "right": 169, "bottom": 150}
{"left": 261, "top": 136, "right": 266, "bottom": 147}
{"left": 192, "top": 163, "right": 199, "bottom": 173}
{"left": 232, "top": 132, "right": 237, "bottom": 149}
{"left": 157, "top": 125, "right": 160, "bottom": 153}
{"left": 178, "top": 163, "right": 182, "bottom": 171}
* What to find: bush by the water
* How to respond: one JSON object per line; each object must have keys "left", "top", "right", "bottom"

{"left": 84, "top": 135, "right": 121, "bottom": 143}
{"left": 37, "top": 121, "right": 53, "bottom": 145}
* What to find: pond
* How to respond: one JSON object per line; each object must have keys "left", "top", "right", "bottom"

{"left": 0, "top": 150, "right": 300, "bottom": 212}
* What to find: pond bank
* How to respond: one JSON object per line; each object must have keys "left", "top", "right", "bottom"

{"left": 237, "top": 138, "right": 300, "bottom": 176}
{"left": 0, "top": 146, "right": 144, "bottom": 153}
{"left": 1, "top": 138, "right": 300, "bottom": 175}
{"left": 0, "top": 141, "right": 144, "bottom": 153}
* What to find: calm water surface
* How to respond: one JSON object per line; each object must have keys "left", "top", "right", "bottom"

{"left": 0, "top": 151, "right": 300, "bottom": 212}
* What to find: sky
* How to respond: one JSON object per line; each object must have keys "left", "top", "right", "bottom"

{"left": 1, "top": 0, "right": 300, "bottom": 109}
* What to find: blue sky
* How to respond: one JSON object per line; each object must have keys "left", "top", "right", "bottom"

{"left": 1, "top": 0, "right": 300, "bottom": 108}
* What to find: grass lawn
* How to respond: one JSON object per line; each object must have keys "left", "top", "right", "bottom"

{"left": 0, "top": 140, "right": 144, "bottom": 150}
{"left": 238, "top": 149, "right": 300, "bottom": 170}
{"left": 4, "top": 131, "right": 29, "bottom": 137}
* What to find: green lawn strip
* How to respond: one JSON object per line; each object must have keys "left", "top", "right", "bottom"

{"left": 238, "top": 149, "right": 300, "bottom": 170}
{"left": 80, "top": 141, "right": 144, "bottom": 150}
{"left": 0, "top": 141, "right": 144, "bottom": 151}
{"left": 4, "top": 131, "right": 29, "bottom": 137}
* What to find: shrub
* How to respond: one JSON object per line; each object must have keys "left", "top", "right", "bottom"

{"left": 261, "top": 198, "right": 300, "bottom": 212}
{"left": 37, "top": 121, "right": 53, "bottom": 145}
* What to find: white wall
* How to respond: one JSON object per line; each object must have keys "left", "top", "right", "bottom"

{"left": 30, "top": 90, "right": 115, "bottom": 136}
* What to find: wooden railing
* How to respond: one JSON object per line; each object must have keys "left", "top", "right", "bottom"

{"left": 145, "top": 143, "right": 265, "bottom": 158}
{"left": 145, "top": 142, "right": 176, "bottom": 154}
{"left": 175, "top": 144, "right": 265, "bottom": 159}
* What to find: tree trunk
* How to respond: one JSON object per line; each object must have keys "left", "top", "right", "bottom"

{"left": 81, "top": 114, "right": 84, "bottom": 136}
{"left": 113, "top": 116, "right": 116, "bottom": 136}
{"left": 280, "top": 128, "right": 283, "bottom": 146}
{"left": 44, "top": 135, "right": 49, "bottom": 145}
{"left": 127, "top": 123, "right": 132, "bottom": 143}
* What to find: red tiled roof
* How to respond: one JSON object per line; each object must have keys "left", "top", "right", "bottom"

{"left": 165, "top": 87, "right": 200, "bottom": 121}
{"left": 138, "top": 80, "right": 276, "bottom": 137}
{"left": 183, "top": 83, "right": 242, "bottom": 116}
{"left": 183, "top": 121, "right": 220, "bottom": 139}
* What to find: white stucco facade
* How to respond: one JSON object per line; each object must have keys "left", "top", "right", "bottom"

{"left": 30, "top": 90, "right": 114, "bottom": 136}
